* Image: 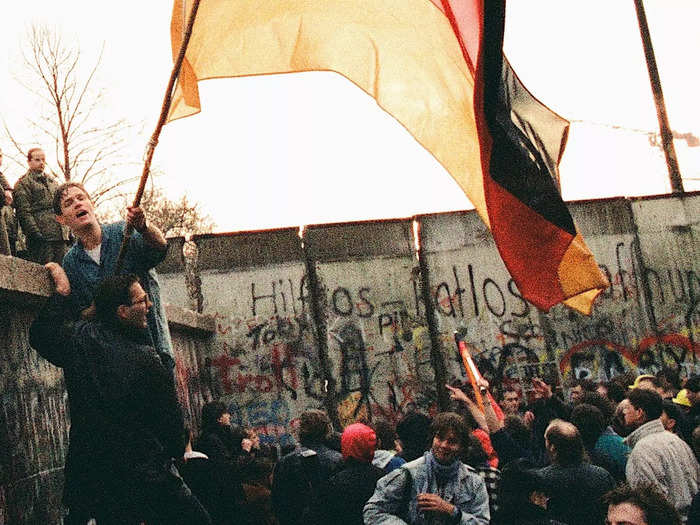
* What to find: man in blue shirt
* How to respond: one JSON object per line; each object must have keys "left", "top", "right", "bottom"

{"left": 53, "top": 181, "right": 174, "bottom": 368}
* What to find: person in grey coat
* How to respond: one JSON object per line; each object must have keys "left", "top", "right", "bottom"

{"left": 13, "top": 147, "right": 69, "bottom": 262}
{"left": 624, "top": 387, "right": 700, "bottom": 522}
{"left": 364, "top": 412, "right": 489, "bottom": 525}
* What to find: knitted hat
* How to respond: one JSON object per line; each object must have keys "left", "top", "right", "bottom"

{"left": 341, "top": 423, "right": 377, "bottom": 463}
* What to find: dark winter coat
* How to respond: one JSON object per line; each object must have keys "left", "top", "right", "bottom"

{"left": 271, "top": 442, "right": 343, "bottom": 525}
{"left": 29, "top": 294, "right": 190, "bottom": 520}
{"left": 177, "top": 454, "right": 249, "bottom": 525}
{"left": 318, "top": 459, "right": 386, "bottom": 525}
{"left": 536, "top": 462, "right": 615, "bottom": 525}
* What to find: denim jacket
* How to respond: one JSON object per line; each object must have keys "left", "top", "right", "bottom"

{"left": 62, "top": 221, "right": 173, "bottom": 365}
{"left": 363, "top": 456, "right": 490, "bottom": 525}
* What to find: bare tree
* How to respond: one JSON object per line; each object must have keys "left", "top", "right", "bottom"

{"left": 4, "top": 24, "right": 138, "bottom": 210}
{"left": 139, "top": 184, "right": 215, "bottom": 238}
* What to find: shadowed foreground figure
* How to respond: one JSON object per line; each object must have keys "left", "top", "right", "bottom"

{"left": 318, "top": 423, "right": 385, "bottom": 525}
{"left": 535, "top": 419, "right": 614, "bottom": 525}
{"left": 30, "top": 271, "right": 210, "bottom": 524}
{"left": 604, "top": 482, "right": 681, "bottom": 525}
{"left": 271, "top": 409, "right": 343, "bottom": 525}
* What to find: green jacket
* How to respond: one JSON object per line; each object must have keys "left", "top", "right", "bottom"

{"left": 13, "top": 170, "right": 68, "bottom": 241}
{"left": 0, "top": 172, "right": 10, "bottom": 207}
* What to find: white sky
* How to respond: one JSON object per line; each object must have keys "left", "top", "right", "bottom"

{"left": 0, "top": 1, "right": 698, "bottom": 232}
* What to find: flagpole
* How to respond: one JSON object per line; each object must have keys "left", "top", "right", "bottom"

{"left": 633, "top": 0, "right": 684, "bottom": 194}
{"left": 115, "top": 0, "right": 202, "bottom": 273}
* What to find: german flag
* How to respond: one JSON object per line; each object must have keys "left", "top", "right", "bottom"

{"left": 168, "top": 0, "right": 608, "bottom": 313}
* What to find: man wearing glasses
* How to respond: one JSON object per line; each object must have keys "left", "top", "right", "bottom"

{"left": 52, "top": 181, "right": 175, "bottom": 369}
{"left": 30, "top": 271, "right": 211, "bottom": 524}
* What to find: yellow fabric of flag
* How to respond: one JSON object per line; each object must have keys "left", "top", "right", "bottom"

{"left": 167, "top": 0, "right": 608, "bottom": 314}
{"left": 169, "top": 0, "right": 488, "bottom": 227}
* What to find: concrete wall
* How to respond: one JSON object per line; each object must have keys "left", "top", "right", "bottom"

{"left": 160, "top": 193, "right": 698, "bottom": 442}
{"left": 0, "top": 255, "right": 216, "bottom": 524}
{"left": 1, "top": 193, "right": 698, "bottom": 522}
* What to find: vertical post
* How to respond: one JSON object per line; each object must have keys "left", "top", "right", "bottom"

{"left": 415, "top": 218, "right": 451, "bottom": 412}
{"left": 301, "top": 232, "right": 341, "bottom": 430}
{"left": 633, "top": 0, "right": 684, "bottom": 194}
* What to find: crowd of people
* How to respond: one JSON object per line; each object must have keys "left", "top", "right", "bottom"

{"left": 12, "top": 144, "right": 700, "bottom": 524}
{"left": 163, "top": 369, "right": 700, "bottom": 525}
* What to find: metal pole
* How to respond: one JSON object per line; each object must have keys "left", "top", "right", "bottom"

{"left": 633, "top": 0, "right": 684, "bottom": 194}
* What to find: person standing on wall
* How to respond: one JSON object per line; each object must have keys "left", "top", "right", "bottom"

{"left": 0, "top": 146, "right": 16, "bottom": 255}
{"left": 13, "top": 147, "right": 70, "bottom": 263}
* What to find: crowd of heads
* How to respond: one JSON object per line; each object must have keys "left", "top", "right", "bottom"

{"left": 172, "top": 363, "right": 700, "bottom": 524}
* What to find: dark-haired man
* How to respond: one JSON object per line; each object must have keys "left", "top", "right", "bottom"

{"left": 537, "top": 419, "right": 615, "bottom": 525}
{"left": 500, "top": 387, "right": 522, "bottom": 416}
{"left": 53, "top": 181, "right": 174, "bottom": 368}
{"left": 605, "top": 483, "right": 681, "bottom": 525}
{"left": 624, "top": 388, "right": 699, "bottom": 521}
{"left": 271, "top": 409, "right": 343, "bottom": 525}
{"left": 30, "top": 271, "right": 210, "bottom": 524}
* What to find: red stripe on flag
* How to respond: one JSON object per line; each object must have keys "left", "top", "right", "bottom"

{"left": 484, "top": 177, "right": 573, "bottom": 310}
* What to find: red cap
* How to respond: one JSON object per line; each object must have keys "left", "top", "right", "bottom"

{"left": 341, "top": 423, "right": 377, "bottom": 463}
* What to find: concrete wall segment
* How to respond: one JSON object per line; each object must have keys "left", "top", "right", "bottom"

{"left": 315, "top": 255, "right": 436, "bottom": 425}
{"left": 194, "top": 228, "right": 303, "bottom": 271}
{"left": 306, "top": 219, "right": 413, "bottom": 260}
{"left": 567, "top": 198, "right": 636, "bottom": 236}
{"left": 0, "top": 256, "right": 52, "bottom": 307}
{"left": 156, "top": 236, "right": 186, "bottom": 274}
{"left": 419, "top": 210, "right": 492, "bottom": 252}
{"left": 196, "top": 261, "right": 320, "bottom": 443}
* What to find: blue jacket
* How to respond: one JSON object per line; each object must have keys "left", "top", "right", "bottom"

{"left": 364, "top": 456, "right": 490, "bottom": 525}
{"left": 62, "top": 221, "right": 174, "bottom": 365}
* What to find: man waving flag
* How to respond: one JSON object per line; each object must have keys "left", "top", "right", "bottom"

{"left": 167, "top": 0, "right": 608, "bottom": 314}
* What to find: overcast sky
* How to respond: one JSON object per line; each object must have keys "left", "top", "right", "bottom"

{"left": 1, "top": 1, "right": 698, "bottom": 232}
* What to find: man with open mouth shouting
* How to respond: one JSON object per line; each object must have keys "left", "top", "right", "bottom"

{"left": 53, "top": 181, "right": 175, "bottom": 370}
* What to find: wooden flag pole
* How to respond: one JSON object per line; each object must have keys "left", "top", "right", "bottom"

{"left": 455, "top": 333, "right": 486, "bottom": 413}
{"left": 633, "top": 0, "right": 684, "bottom": 194}
{"left": 115, "top": 0, "right": 202, "bottom": 274}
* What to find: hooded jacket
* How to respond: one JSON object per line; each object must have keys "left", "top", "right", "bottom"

{"left": 625, "top": 418, "right": 700, "bottom": 520}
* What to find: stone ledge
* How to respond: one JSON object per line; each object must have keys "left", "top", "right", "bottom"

{"left": 0, "top": 255, "right": 52, "bottom": 307}
{"left": 0, "top": 255, "right": 214, "bottom": 335}
{"left": 164, "top": 304, "right": 216, "bottom": 335}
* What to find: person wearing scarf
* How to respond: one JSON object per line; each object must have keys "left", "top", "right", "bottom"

{"left": 364, "top": 412, "right": 490, "bottom": 524}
